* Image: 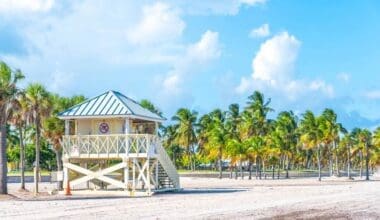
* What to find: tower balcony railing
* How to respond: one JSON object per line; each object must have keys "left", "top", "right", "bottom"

{"left": 61, "top": 134, "right": 160, "bottom": 159}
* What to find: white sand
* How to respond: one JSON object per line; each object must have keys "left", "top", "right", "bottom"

{"left": 1, "top": 177, "right": 379, "bottom": 220}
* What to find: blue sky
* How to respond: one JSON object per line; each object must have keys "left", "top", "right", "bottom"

{"left": 1, "top": 0, "right": 380, "bottom": 129}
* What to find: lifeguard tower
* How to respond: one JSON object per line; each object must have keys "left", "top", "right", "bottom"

{"left": 58, "top": 90, "right": 180, "bottom": 195}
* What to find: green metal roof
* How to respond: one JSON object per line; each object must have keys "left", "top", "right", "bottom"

{"left": 58, "top": 90, "right": 165, "bottom": 121}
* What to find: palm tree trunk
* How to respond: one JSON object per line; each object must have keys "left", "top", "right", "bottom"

{"left": 234, "top": 164, "right": 238, "bottom": 179}
{"left": 229, "top": 165, "right": 233, "bottom": 179}
{"left": 34, "top": 116, "right": 41, "bottom": 195}
{"left": 248, "top": 162, "right": 252, "bottom": 180}
{"left": 0, "top": 122, "right": 8, "bottom": 194}
{"left": 218, "top": 147, "right": 223, "bottom": 179}
{"left": 255, "top": 156, "right": 259, "bottom": 179}
{"left": 329, "top": 146, "right": 333, "bottom": 177}
{"left": 272, "top": 165, "right": 275, "bottom": 179}
{"left": 239, "top": 160, "right": 243, "bottom": 180}
{"left": 18, "top": 127, "right": 25, "bottom": 190}
{"left": 347, "top": 145, "right": 351, "bottom": 179}
{"left": 333, "top": 141, "right": 340, "bottom": 177}
{"left": 286, "top": 155, "right": 291, "bottom": 179}
{"left": 360, "top": 151, "right": 363, "bottom": 178}
{"left": 317, "top": 145, "right": 322, "bottom": 181}
{"left": 55, "top": 149, "right": 63, "bottom": 190}
{"left": 365, "top": 143, "right": 370, "bottom": 181}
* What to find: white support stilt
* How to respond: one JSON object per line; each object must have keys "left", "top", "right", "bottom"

{"left": 132, "top": 158, "right": 136, "bottom": 192}
{"left": 147, "top": 158, "right": 151, "bottom": 195}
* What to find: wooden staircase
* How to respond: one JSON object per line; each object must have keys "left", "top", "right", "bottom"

{"left": 153, "top": 143, "right": 180, "bottom": 192}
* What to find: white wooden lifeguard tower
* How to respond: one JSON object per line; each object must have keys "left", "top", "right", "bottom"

{"left": 58, "top": 90, "right": 180, "bottom": 195}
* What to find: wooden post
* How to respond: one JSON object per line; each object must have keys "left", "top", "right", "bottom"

{"left": 132, "top": 158, "right": 136, "bottom": 194}
{"left": 124, "top": 158, "right": 129, "bottom": 190}
{"left": 65, "top": 120, "right": 69, "bottom": 135}
{"left": 147, "top": 158, "right": 151, "bottom": 195}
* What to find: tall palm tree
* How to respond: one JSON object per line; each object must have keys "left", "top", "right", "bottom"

{"left": 10, "top": 96, "right": 28, "bottom": 190}
{"left": 24, "top": 83, "right": 52, "bottom": 195}
{"left": 358, "top": 129, "right": 372, "bottom": 180}
{"left": 276, "top": 111, "right": 298, "bottom": 178}
{"left": 299, "top": 111, "right": 324, "bottom": 181}
{"left": 320, "top": 109, "right": 344, "bottom": 177}
{"left": 172, "top": 108, "right": 198, "bottom": 170}
{"left": 340, "top": 132, "right": 354, "bottom": 179}
{"left": 207, "top": 109, "right": 229, "bottom": 179}
{"left": 0, "top": 61, "right": 24, "bottom": 194}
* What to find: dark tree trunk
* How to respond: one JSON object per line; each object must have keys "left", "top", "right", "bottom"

{"left": 365, "top": 143, "right": 370, "bottom": 181}
{"left": 272, "top": 165, "right": 275, "bottom": 179}
{"left": 218, "top": 147, "right": 223, "bottom": 179}
{"left": 229, "top": 165, "right": 233, "bottom": 179}
{"left": 55, "top": 149, "right": 63, "bottom": 190}
{"left": 360, "top": 151, "right": 363, "bottom": 178}
{"left": 19, "top": 127, "right": 25, "bottom": 190}
{"left": 317, "top": 145, "right": 322, "bottom": 181}
{"left": 286, "top": 155, "right": 291, "bottom": 179}
{"left": 248, "top": 162, "right": 252, "bottom": 180}
{"left": 234, "top": 165, "right": 238, "bottom": 180}
{"left": 0, "top": 123, "right": 8, "bottom": 194}
{"left": 255, "top": 156, "right": 259, "bottom": 179}
{"left": 34, "top": 116, "right": 41, "bottom": 195}
{"left": 239, "top": 160, "right": 243, "bottom": 180}
{"left": 347, "top": 145, "right": 351, "bottom": 179}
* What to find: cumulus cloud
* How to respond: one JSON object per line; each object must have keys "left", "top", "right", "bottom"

{"left": 162, "top": 31, "right": 221, "bottom": 91}
{"left": 249, "top": 23, "right": 270, "bottom": 38}
{"left": 236, "top": 32, "right": 334, "bottom": 99}
{"left": 161, "top": 30, "right": 221, "bottom": 94}
{"left": 170, "top": 0, "right": 266, "bottom": 15}
{"left": 0, "top": 0, "right": 54, "bottom": 13}
{"left": 126, "top": 2, "right": 185, "bottom": 46}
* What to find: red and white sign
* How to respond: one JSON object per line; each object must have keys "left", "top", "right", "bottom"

{"left": 99, "top": 122, "right": 110, "bottom": 134}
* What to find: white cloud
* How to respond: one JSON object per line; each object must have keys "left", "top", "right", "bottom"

{"left": 365, "top": 90, "right": 380, "bottom": 99}
{"left": 0, "top": 0, "right": 54, "bottom": 13}
{"left": 161, "top": 30, "right": 221, "bottom": 94}
{"left": 337, "top": 72, "right": 350, "bottom": 82}
{"left": 236, "top": 32, "right": 335, "bottom": 99}
{"left": 126, "top": 2, "right": 185, "bottom": 46}
{"left": 249, "top": 23, "right": 270, "bottom": 38}
{"left": 170, "top": 0, "right": 266, "bottom": 15}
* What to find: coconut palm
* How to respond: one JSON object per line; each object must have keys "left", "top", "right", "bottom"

{"left": 172, "top": 108, "right": 198, "bottom": 170}
{"left": 299, "top": 111, "right": 324, "bottom": 181}
{"left": 275, "top": 111, "right": 298, "bottom": 178}
{"left": 24, "top": 83, "right": 52, "bottom": 195}
{"left": 207, "top": 109, "right": 229, "bottom": 179}
{"left": 9, "top": 96, "right": 28, "bottom": 190}
{"left": 340, "top": 132, "right": 354, "bottom": 179}
{"left": 0, "top": 62, "right": 24, "bottom": 194}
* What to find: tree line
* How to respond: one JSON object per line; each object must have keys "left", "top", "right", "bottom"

{"left": 1, "top": 61, "right": 380, "bottom": 195}
{"left": 163, "top": 89, "right": 380, "bottom": 181}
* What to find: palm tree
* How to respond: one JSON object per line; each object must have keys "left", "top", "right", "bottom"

{"left": 24, "top": 83, "right": 52, "bottom": 195}
{"left": 0, "top": 61, "right": 24, "bottom": 194}
{"left": 207, "top": 109, "right": 229, "bottom": 179}
{"left": 358, "top": 129, "right": 372, "bottom": 180}
{"left": 340, "top": 132, "right": 354, "bottom": 179}
{"left": 172, "top": 108, "right": 198, "bottom": 170}
{"left": 275, "top": 111, "right": 298, "bottom": 178}
{"left": 320, "top": 109, "right": 344, "bottom": 177}
{"left": 299, "top": 111, "right": 323, "bottom": 181}
{"left": 10, "top": 96, "right": 28, "bottom": 190}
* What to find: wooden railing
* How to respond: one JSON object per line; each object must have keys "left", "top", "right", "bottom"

{"left": 61, "top": 134, "right": 160, "bottom": 158}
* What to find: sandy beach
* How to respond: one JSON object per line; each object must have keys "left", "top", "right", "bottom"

{"left": 1, "top": 176, "right": 379, "bottom": 220}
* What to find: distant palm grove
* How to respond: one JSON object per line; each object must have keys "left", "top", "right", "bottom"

{"left": 1, "top": 61, "right": 380, "bottom": 194}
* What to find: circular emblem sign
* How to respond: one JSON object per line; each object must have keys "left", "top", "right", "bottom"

{"left": 99, "top": 122, "right": 109, "bottom": 134}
